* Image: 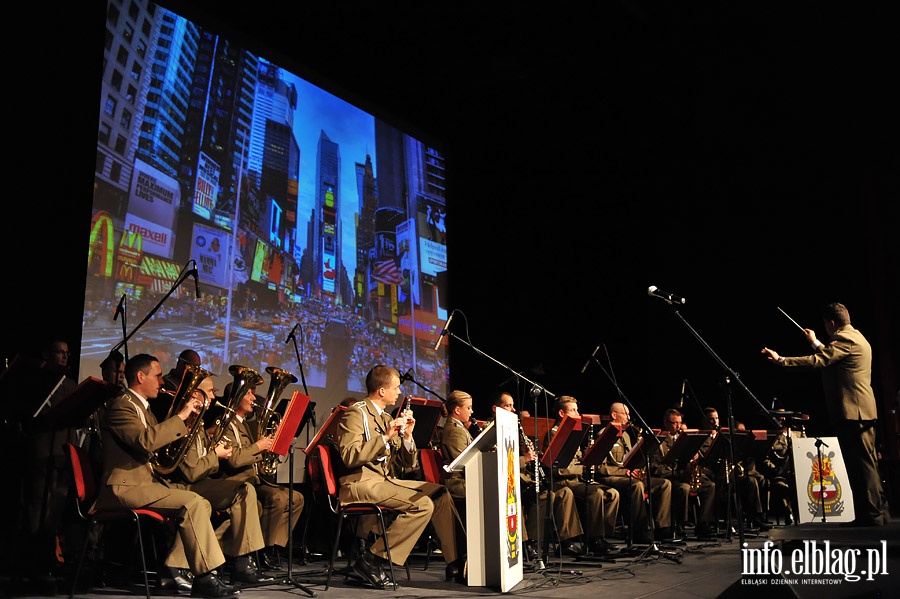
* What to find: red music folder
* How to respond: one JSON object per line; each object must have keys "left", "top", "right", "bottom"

{"left": 271, "top": 391, "right": 310, "bottom": 456}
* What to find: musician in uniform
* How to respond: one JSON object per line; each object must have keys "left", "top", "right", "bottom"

{"left": 94, "top": 353, "right": 238, "bottom": 599}
{"left": 651, "top": 408, "right": 716, "bottom": 540}
{"left": 217, "top": 379, "right": 304, "bottom": 570}
{"left": 439, "top": 390, "right": 475, "bottom": 501}
{"left": 160, "top": 374, "right": 266, "bottom": 587}
{"left": 596, "top": 401, "right": 673, "bottom": 545}
{"left": 760, "top": 421, "right": 800, "bottom": 525}
{"left": 545, "top": 395, "right": 620, "bottom": 555}
{"left": 702, "top": 408, "right": 769, "bottom": 531}
{"left": 336, "top": 365, "right": 466, "bottom": 587}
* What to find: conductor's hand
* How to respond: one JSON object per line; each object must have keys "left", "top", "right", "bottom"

{"left": 761, "top": 347, "right": 781, "bottom": 363}
{"left": 803, "top": 328, "right": 818, "bottom": 345}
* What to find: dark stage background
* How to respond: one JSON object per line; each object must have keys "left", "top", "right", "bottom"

{"left": 6, "top": 2, "right": 898, "bottom": 460}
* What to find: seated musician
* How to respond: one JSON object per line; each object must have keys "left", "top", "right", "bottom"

{"left": 758, "top": 417, "right": 803, "bottom": 526}
{"left": 490, "top": 392, "right": 586, "bottom": 558}
{"left": 650, "top": 409, "right": 716, "bottom": 540}
{"left": 703, "top": 408, "right": 769, "bottom": 531}
{"left": 596, "top": 402, "right": 674, "bottom": 545}
{"left": 544, "top": 395, "right": 620, "bottom": 555}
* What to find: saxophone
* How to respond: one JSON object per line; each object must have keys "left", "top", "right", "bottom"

{"left": 256, "top": 366, "right": 298, "bottom": 476}
{"left": 689, "top": 460, "right": 702, "bottom": 493}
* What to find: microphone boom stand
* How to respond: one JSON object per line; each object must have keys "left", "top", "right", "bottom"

{"left": 586, "top": 352, "right": 678, "bottom": 561}
{"left": 111, "top": 261, "right": 195, "bottom": 355}
{"left": 660, "top": 304, "right": 783, "bottom": 554}
{"left": 446, "top": 331, "right": 554, "bottom": 575}
{"left": 276, "top": 324, "right": 316, "bottom": 597}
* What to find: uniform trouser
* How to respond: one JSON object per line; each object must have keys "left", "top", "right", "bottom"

{"left": 838, "top": 419, "right": 889, "bottom": 524}
{"left": 101, "top": 483, "right": 225, "bottom": 576}
{"left": 554, "top": 479, "right": 620, "bottom": 538}
{"left": 257, "top": 484, "right": 304, "bottom": 548}
{"left": 344, "top": 478, "right": 464, "bottom": 566}
{"left": 599, "top": 475, "right": 671, "bottom": 536}
{"left": 165, "top": 479, "right": 265, "bottom": 569}
{"left": 524, "top": 485, "right": 582, "bottom": 542}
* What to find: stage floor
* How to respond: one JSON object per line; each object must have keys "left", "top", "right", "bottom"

{"left": 3, "top": 520, "right": 897, "bottom": 599}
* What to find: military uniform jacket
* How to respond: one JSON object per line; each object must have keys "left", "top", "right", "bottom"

{"left": 336, "top": 398, "right": 417, "bottom": 490}
{"left": 95, "top": 388, "right": 191, "bottom": 506}
{"left": 440, "top": 417, "right": 472, "bottom": 497}
{"left": 782, "top": 325, "right": 877, "bottom": 421}
{"left": 220, "top": 416, "right": 268, "bottom": 485}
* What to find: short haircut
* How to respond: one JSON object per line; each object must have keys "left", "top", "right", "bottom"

{"left": 124, "top": 353, "right": 159, "bottom": 386}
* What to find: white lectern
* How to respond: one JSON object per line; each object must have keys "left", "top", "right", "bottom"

{"left": 445, "top": 407, "right": 524, "bottom": 591}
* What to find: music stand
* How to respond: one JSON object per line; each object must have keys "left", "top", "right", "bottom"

{"left": 304, "top": 405, "right": 347, "bottom": 456}
{"left": 622, "top": 434, "right": 662, "bottom": 471}
{"left": 272, "top": 391, "right": 310, "bottom": 456}
{"left": 270, "top": 390, "right": 315, "bottom": 597}
{"left": 406, "top": 397, "right": 443, "bottom": 448}
{"left": 0, "top": 354, "right": 69, "bottom": 423}
{"left": 661, "top": 431, "right": 708, "bottom": 469}
{"left": 539, "top": 415, "right": 586, "bottom": 470}
{"left": 749, "top": 430, "right": 779, "bottom": 467}
{"left": 39, "top": 376, "right": 110, "bottom": 430}
{"left": 702, "top": 431, "right": 731, "bottom": 466}
{"left": 581, "top": 423, "right": 622, "bottom": 469}
{"left": 519, "top": 416, "right": 554, "bottom": 453}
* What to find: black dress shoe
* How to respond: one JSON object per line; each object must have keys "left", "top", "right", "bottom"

{"left": 695, "top": 524, "right": 716, "bottom": 540}
{"left": 562, "top": 540, "right": 584, "bottom": 557}
{"left": 353, "top": 551, "right": 389, "bottom": 589}
{"left": 590, "top": 537, "right": 611, "bottom": 555}
{"left": 160, "top": 567, "right": 193, "bottom": 592}
{"left": 445, "top": 557, "right": 467, "bottom": 583}
{"left": 191, "top": 572, "right": 236, "bottom": 598}
{"left": 260, "top": 547, "right": 280, "bottom": 571}
{"left": 230, "top": 555, "right": 259, "bottom": 584}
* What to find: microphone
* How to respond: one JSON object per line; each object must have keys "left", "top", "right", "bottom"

{"left": 113, "top": 294, "right": 126, "bottom": 321}
{"left": 580, "top": 345, "right": 601, "bottom": 375}
{"left": 677, "top": 379, "right": 686, "bottom": 409}
{"left": 433, "top": 310, "right": 455, "bottom": 351}
{"left": 647, "top": 285, "right": 686, "bottom": 305}
{"left": 399, "top": 369, "right": 414, "bottom": 383}
{"left": 189, "top": 267, "right": 201, "bottom": 299}
{"left": 284, "top": 323, "right": 299, "bottom": 344}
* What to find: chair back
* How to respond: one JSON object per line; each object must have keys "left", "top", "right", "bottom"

{"left": 419, "top": 448, "right": 444, "bottom": 485}
{"left": 64, "top": 442, "right": 97, "bottom": 519}
{"left": 308, "top": 442, "right": 342, "bottom": 515}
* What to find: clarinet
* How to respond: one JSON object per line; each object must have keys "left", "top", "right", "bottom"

{"left": 519, "top": 422, "right": 543, "bottom": 491}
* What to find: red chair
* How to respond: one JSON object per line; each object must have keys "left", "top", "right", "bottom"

{"left": 419, "top": 447, "right": 445, "bottom": 486}
{"left": 309, "top": 442, "right": 409, "bottom": 590}
{"left": 64, "top": 442, "right": 169, "bottom": 599}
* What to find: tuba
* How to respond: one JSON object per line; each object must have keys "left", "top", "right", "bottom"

{"left": 207, "top": 365, "right": 264, "bottom": 449}
{"left": 151, "top": 362, "right": 214, "bottom": 475}
{"left": 256, "top": 366, "right": 298, "bottom": 476}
